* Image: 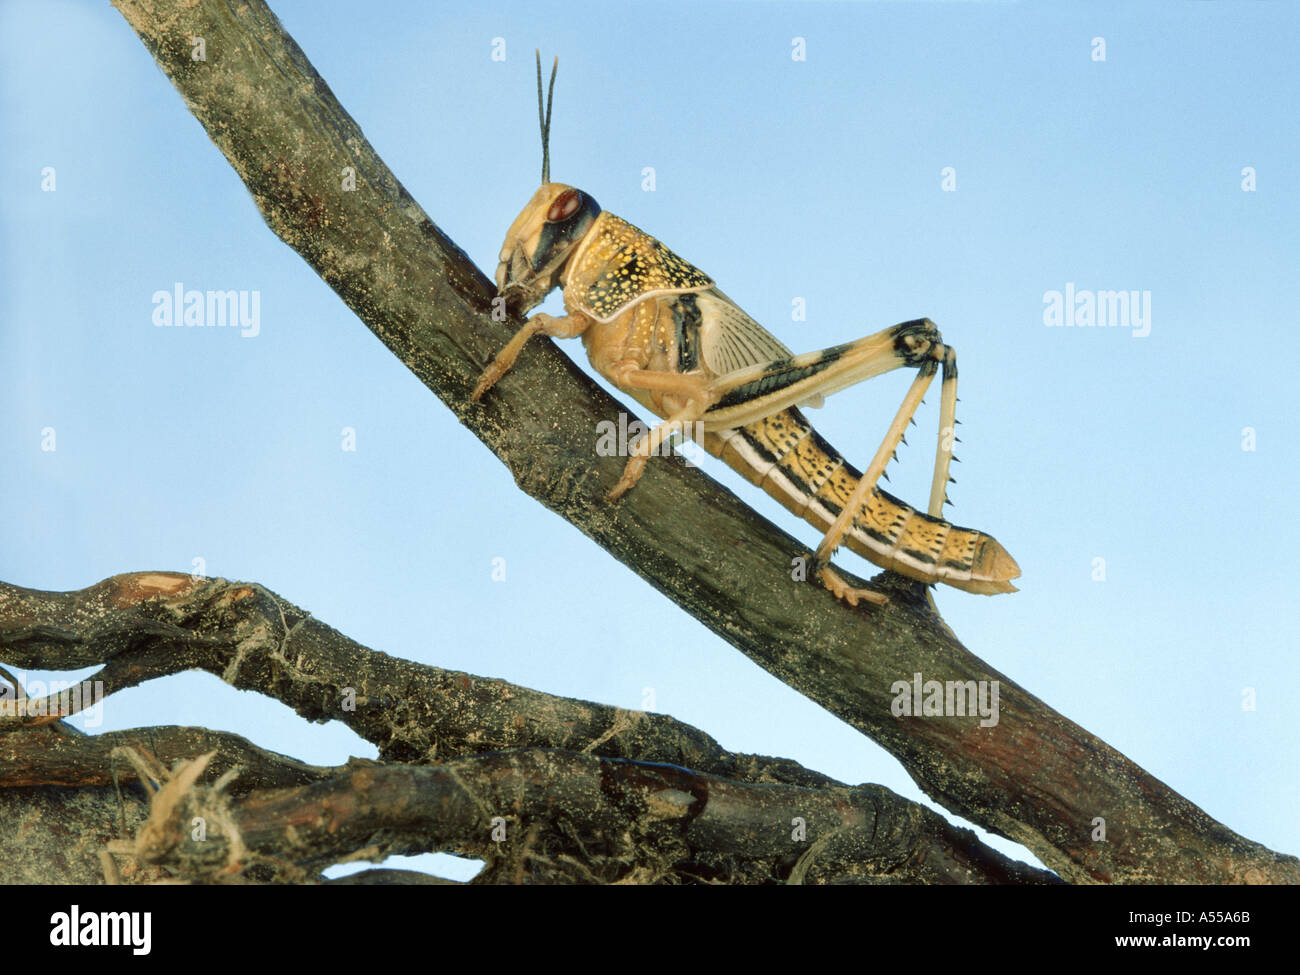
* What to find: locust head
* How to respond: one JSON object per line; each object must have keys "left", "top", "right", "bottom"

{"left": 495, "top": 52, "right": 603, "bottom": 316}
{"left": 496, "top": 182, "right": 601, "bottom": 316}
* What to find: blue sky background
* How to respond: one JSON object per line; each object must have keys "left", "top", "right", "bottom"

{"left": 2, "top": 0, "right": 1296, "bottom": 881}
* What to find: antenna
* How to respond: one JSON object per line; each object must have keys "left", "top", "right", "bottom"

{"left": 536, "top": 50, "right": 557, "bottom": 184}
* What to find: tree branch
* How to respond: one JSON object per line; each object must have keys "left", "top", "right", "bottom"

{"left": 0, "top": 575, "right": 1053, "bottom": 885}
{"left": 99, "top": 0, "right": 1297, "bottom": 884}
{"left": 98, "top": 746, "right": 1059, "bottom": 885}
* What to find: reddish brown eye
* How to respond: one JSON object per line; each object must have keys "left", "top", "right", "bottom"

{"left": 546, "top": 189, "right": 581, "bottom": 222}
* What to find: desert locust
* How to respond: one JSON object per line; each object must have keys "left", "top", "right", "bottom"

{"left": 472, "top": 55, "right": 1020, "bottom": 607}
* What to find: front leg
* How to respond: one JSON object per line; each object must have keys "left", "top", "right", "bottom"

{"left": 471, "top": 312, "right": 590, "bottom": 402}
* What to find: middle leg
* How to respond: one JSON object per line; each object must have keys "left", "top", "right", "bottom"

{"left": 603, "top": 363, "right": 718, "bottom": 501}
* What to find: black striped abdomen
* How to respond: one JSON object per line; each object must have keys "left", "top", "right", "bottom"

{"left": 701, "top": 408, "right": 1018, "bottom": 594}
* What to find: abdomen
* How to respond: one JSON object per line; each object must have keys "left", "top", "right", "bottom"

{"left": 700, "top": 408, "right": 1019, "bottom": 595}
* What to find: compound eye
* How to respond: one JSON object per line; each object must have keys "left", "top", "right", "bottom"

{"left": 546, "top": 189, "right": 581, "bottom": 222}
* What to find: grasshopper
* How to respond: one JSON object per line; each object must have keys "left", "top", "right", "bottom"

{"left": 472, "top": 55, "right": 1020, "bottom": 607}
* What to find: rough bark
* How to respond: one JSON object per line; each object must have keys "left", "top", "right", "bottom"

{"left": 0, "top": 575, "right": 1055, "bottom": 885}
{"left": 93, "top": 746, "right": 1058, "bottom": 886}
{"left": 19, "top": 0, "right": 1284, "bottom": 884}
